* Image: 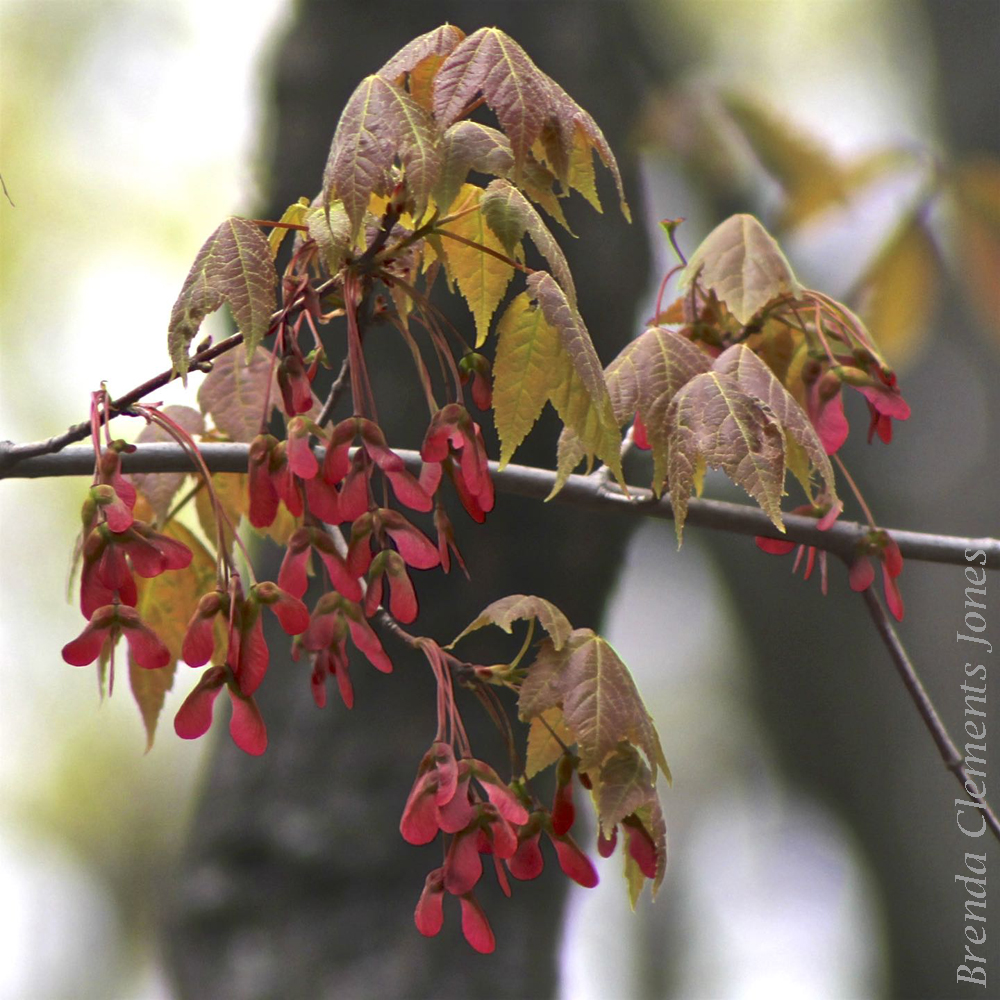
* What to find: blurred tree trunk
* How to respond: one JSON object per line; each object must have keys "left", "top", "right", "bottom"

{"left": 162, "top": 3, "right": 655, "bottom": 998}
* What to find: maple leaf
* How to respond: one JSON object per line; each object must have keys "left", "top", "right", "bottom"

{"left": 481, "top": 179, "right": 575, "bottom": 305}
{"left": 666, "top": 371, "right": 787, "bottom": 543}
{"left": 267, "top": 198, "right": 311, "bottom": 259}
{"left": 492, "top": 291, "right": 562, "bottom": 467}
{"left": 129, "top": 521, "right": 216, "bottom": 751}
{"left": 432, "top": 27, "right": 629, "bottom": 219}
{"left": 449, "top": 594, "right": 573, "bottom": 651}
{"left": 953, "top": 160, "right": 1000, "bottom": 343}
{"left": 433, "top": 27, "right": 552, "bottom": 180}
{"left": 557, "top": 326, "right": 713, "bottom": 495}
{"left": 434, "top": 122, "right": 515, "bottom": 214}
{"left": 305, "top": 201, "right": 354, "bottom": 275}
{"left": 624, "top": 799, "right": 667, "bottom": 905}
{"left": 194, "top": 471, "right": 248, "bottom": 548}
{"left": 130, "top": 405, "right": 205, "bottom": 522}
{"left": 491, "top": 274, "right": 622, "bottom": 486}
{"left": 856, "top": 216, "right": 939, "bottom": 365}
{"left": 539, "top": 78, "right": 630, "bottom": 221}
{"left": 596, "top": 743, "right": 660, "bottom": 832}
{"left": 525, "top": 707, "right": 574, "bottom": 779}
{"left": 168, "top": 217, "right": 276, "bottom": 379}
{"left": 323, "top": 74, "right": 441, "bottom": 239}
{"left": 721, "top": 95, "right": 849, "bottom": 230}
{"left": 518, "top": 630, "right": 668, "bottom": 782}
{"left": 679, "top": 213, "right": 802, "bottom": 325}
{"left": 377, "top": 23, "right": 466, "bottom": 90}
{"left": 438, "top": 183, "right": 514, "bottom": 346}
{"left": 713, "top": 344, "right": 838, "bottom": 507}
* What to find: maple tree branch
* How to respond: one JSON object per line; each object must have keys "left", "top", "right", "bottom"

{"left": 860, "top": 586, "right": 1000, "bottom": 845}
{"left": 0, "top": 333, "right": 247, "bottom": 471}
{"left": 2, "top": 441, "right": 997, "bottom": 571}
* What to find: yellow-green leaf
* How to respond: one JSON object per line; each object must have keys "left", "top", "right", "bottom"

{"left": 493, "top": 293, "right": 561, "bottom": 467}
{"left": 268, "top": 198, "right": 311, "bottom": 259}
{"left": 195, "top": 472, "right": 248, "bottom": 548}
{"left": 527, "top": 272, "right": 624, "bottom": 490}
{"left": 482, "top": 179, "right": 576, "bottom": 305}
{"left": 438, "top": 184, "right": 514, "bottom": 346}
{"left": 525, "top": 707, "right": 574, "bottom": 779}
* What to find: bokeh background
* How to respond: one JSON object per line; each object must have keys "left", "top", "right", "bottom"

{"left": 1, "top": 2, "right": 997, "bottom": 998}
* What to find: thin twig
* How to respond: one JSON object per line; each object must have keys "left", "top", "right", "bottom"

{"left": 316, "top": 355, "right": 351, "bottom": 428}
{"left": 860, "top": 586, "right": 1000, "bottom": 844}
{"left": 0, "top": 330, "right": 244, "bottom": 472}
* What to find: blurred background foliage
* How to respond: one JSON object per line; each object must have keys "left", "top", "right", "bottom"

{"left": 1, "top": 1, "right": 997, "bottom": 998}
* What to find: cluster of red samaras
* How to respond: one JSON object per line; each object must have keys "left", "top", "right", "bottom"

{"left": 402, "top": 742, "right": 658, "bottom": 954}
{"left": 63, "top": 448, "right": 191, "bottom": 685}
{"left": 62, "top": 402, "right": 496, "bottom": 754}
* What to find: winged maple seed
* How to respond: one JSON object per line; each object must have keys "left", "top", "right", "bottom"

{"left": 50, "top": 21, "right": 925, "bottom": 956}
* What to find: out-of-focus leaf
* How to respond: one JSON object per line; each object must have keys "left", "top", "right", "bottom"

{"left": 168, "top": 218, "right": 276, "bottom": 378}
{"left": 722, "top": 94, "right": 846, "bottom": 229}
{"left": 679, "top": 213, "right": 802, "bottom": 324}
{"left": 129, "top": 521, "right": 216, "bottom": 751}
{"left": 195, "top": 472, "right": 248, "bottom": 547}
{"left": 856, "top": 217, "right": 938, "bottom": 366}
{"left": 666, "top": 371, "right": 786, "bottom": 543}
{"left": 198, "top": 347, "right": 278, "bottom": 442}
{"left": 130, "top": 405, "right": 205, "bottom": 523}
{"left": 954, "top": 161, "right": 1000, "bottom": 344}
{"left": 198, "top": 346, "right": 320, "bottom": 442}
